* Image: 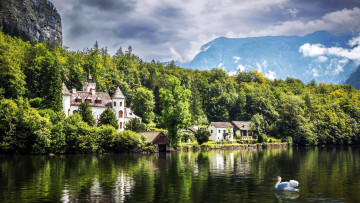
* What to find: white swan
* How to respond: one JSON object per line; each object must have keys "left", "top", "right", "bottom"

{"left": 274, "top": 176, "right": 299, "bottom": 192}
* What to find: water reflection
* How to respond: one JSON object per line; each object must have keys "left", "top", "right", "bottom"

{"left": 0, "top": 146, "right": 359, "bottom": 202}
{"left": 274, "top": 191, "right": 299, "bottom": 200}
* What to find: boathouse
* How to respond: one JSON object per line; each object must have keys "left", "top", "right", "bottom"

{"left": 139, "top": 131, "right": 171, "bottom": 152}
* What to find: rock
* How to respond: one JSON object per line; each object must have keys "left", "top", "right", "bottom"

{"left": 0, "top": 0, "right": 62, "bottom": 45}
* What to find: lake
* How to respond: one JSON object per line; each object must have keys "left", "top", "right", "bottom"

{"left": 1, "top": 146, "right": 359, "bottom": 202}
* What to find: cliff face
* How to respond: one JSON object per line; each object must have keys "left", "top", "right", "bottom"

{"left": 0, "top": 0, "right": 62, "bottom": 45}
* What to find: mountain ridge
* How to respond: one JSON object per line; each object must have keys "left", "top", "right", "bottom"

{"left": 178, "top": 31, "right": 358, "bottom": 86}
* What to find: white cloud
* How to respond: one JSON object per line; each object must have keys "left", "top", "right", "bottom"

{"left": 299, "top": 35, "right": 360, "bottom": 64}
{"left": 286, "top": 8, "right": 298, "bottom": 17}
{"left": 237, "top": 64, "right": 246, "bottom": 72}
{"left": 218, "top": 63, "right": 224, "bottom": 69}
{"left": 311, "top": 68, "right": 320, "bottom": 77}
{"left": 265, "top": 71, "right": 276, "bottom": 80}
{"left": 317, "top": 56, "right": 328, "bottom": 62}
{"left": 334, "top": 65, "right": 344, "bottom": 75}
{"left": 233, "top": 56, "right": 241, "bottom": 63}
{"left": 249, "top": 7, "right": 360, "bottom": 37}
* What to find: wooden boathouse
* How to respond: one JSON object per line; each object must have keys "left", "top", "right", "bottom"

{"left": 139, "top": 131, "right": 171, "bottom": 152}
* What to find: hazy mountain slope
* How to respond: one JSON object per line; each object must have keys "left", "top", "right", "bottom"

{"left": 179, "top": 31, "right": 357, "bottom": 84}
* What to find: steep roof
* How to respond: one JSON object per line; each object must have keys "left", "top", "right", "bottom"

{"left": 231, "top": 121, "right": 251, "bottom": 131}
{"left": 124, "top": 107, "right": 141, "bottom": 119}
{"left": 210, "top": 122, "right": 234, "bottom": 128}
{"left": 87, "top": 73, "right": 92, "bottom": 81}
{"left": 70, "top": 91, "right": 112, "bottom": 107}
{"left": 112, "top": 87, "right": 125, "bottom": 99}
{"left": 62, "top": 83, "right": 71, "bottom": 95}
{"left": 139, "top": 131, "right": 163, "bottom": 142}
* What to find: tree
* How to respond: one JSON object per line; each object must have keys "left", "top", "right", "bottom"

{"left": 160, "top": 76, "right": 191, "bottom": 146}
{"left": 132, "top": 87, "right": 155, "bottom": 123}
{"left": 98, "top": 108, "right": 118, "bottom": 129}
{"left": 125, "top": 118, "right": 147, "bottom": 132}
{"left": 78, "top": 101, "right": 96, "bottom": 126}
{"left": 195, "top": 129, "right": 211, "bottom": 145}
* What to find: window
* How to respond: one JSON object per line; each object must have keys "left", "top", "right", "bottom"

{"left": 218, "top": 130, "right": 220, "bottom": 133}
{"left": 211, "top": 130, "right": 213, "bottom": 133}
{"left": 68, "top": 109, "right": 70, "bottom": 116}
{"left": 75, "top": 98, "right": 82, "bottom": 102}
{"left": 90, "top": 88, "right": 92, "bottom": 92}
{"left": 73, "top": 110, "right": 78, "bottom": 114}
{"left": 85, "top": 99, "right": 91, "bottom": 103}
{"left": 119, "top": 110, "right": 123, "bottom": 118}
{"left": 95, "top": 100, "right": 102, "bottom": 104}
{"left": 223, "top": 130, "right": 226, "bottom": 133}
{"left": 113, "top": 101, "right": 116, "bottom": 106}
{"left": 119, "top": 122, "right": 123, "bottom": 129}
{"left": 120, "top": 102, "right": 123, "bottom": 107}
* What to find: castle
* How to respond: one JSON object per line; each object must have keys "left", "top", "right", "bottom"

{"left": 62, "top": 73, "right": 141, "bottom": 131}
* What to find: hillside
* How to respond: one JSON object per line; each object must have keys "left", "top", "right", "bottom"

{"left": 0, "top": 0, "right": 62, "bottom": 45}
{"left": 179, "top": 31, "right": 358, "bottom": 85}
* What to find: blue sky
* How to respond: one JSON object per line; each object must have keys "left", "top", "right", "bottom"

{"left": 51, "top": 0, "right": 360, "bottom": 62}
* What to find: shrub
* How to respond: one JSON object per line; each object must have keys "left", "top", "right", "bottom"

{"left": 194, "top": 128, "right": 211, "bottom": 145}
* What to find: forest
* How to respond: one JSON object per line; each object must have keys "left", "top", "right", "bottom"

{"left": 1, "top": 30, "right": 360, "bottom": 154}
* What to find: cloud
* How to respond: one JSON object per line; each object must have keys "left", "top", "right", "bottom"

{"left": 285, "top": 8, "right": 298, "bottom": 17}
{"left": 317, "top": 56, "right": 328, "bottom": 62}
{"left": 299, "top": 35, "right": 360, "bottom": 64}
{"left": 250, "top": 7, "right": 360, "bottom": 37}
{"left": 50, "top": 0, "right": 360, "bottom": 62}
{"left": 233, "top": 56, "right": 241, "bottom": 63}
{"left": 333, "top": 65, "right": 344, "bottom": 75}
{"left": 237, "top": 64, "right": 246, "bottom": 72}
{"left": 265, "top": 71, "right": 276, "bottom": 80}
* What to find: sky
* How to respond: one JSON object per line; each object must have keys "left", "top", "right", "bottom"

{"left": 51, "top": 0, "right": 360, "bottom": 62}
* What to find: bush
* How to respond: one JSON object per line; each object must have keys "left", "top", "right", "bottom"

{"left": 194, "top": 128, "right": 211, "bottom": 145}
{"left": 113, "top": 130, "right": 144, "bottom": 152}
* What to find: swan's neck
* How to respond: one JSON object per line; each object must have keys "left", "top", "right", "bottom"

{"left": 275, "top": 178, "right": 281, "bottom": 188}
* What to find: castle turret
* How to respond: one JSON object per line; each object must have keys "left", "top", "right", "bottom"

{"left": 62, "top": 83, "right": 71, "bottom": 116}
{"left": 112, "top": 87, "right": 125, "bottom": 131}
{"left": 83, "top": 73, "right": 96, "bottom": 92}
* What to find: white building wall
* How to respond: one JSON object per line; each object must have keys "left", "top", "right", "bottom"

{"left": 90, "top": 107, "right": 107, "bottom": 121}
{"left": 208, "top": 125, "right": 234, "bottom": 141}
{"left": 62, "top": 95, "right": 71, "bottom": 116}
{"left": 112, "top": 98, "right": 125, "bottom": 131}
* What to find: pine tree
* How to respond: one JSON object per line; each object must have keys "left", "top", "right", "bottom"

{"left": 78, "top": 101, "right": 96, "bottom": 126}
{"left": 98, "top": 108, "right": 118, "bottom": 129}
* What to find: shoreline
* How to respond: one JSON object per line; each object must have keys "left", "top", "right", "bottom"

{"left": 179, "top": 143, "right": 289, "bottom": 151}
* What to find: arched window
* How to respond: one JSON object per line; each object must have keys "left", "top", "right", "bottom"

{"left": 73, "top": 110, "right": 78, "bottom": 114}
{"left": 120, "top": 102, "right": 123, "bottom": 107}
{"left": 113, "top": 101, "right": 116, "bottom": 106}
{"left": 119, "top": 122, "right": 123, "bottom": 129}
{"left": 119, "top": 110, "right": 123, "bottom": 118}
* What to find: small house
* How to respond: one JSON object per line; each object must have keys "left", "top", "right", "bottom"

{"left": 207, "top": 122, "right": 234, "bottom": 141}
{"left": 231, "top": 121, "right": 252, "bottom": 140}
{"left": 139, "top": 131, "right": 171, "bottom": 152}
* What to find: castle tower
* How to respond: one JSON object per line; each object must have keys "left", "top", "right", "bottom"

{"left": 83, "top": 72, "right": 96, "bottom": 93}
{"left": 112, "top": 87, "right": 125, "bottom": 131}
{"left": 62, "top": 83, "right": 71, "bottom": 116}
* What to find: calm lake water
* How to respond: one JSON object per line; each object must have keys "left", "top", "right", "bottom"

{"left": 1, "top": 146, "right": 360, "bottom": 202}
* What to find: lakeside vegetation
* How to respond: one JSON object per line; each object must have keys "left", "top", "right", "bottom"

{"left": 1, "top": 31, "right": 360, "bottom": 153}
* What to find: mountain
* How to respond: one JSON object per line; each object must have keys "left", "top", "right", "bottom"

{"left": 0, "top": 0, "right": 62, "bottom": 45}
{"left": 178, "top": 31, "right": 358, "bottom": 85}
{"left": 345, "top": 65, "right": 360, "bottom": 89}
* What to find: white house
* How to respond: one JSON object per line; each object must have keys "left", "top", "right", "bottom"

{"left": 62, "top": 73, "right": 141, "bottom": 131}
{"left": 208, "top": 122, "right": 234, "bottom": 141}
{"left": 231, "top": 121, "right": 252, "bottom": 140}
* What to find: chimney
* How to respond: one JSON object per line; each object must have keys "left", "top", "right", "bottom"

{"left": 72, "top": 88, "right": 76, "bottom": 94}
{"left": 91, "top": 89, "right": 95, "bottom": 95}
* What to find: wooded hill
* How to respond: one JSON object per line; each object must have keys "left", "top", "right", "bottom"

{"left": 1, "top": 31, "right": 360, "bottom": 154}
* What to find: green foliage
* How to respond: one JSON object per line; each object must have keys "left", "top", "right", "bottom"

{"left": 113, "top": 130, "right": 144, "bottom": 152}
{"left": 1, "top": 30, "right": 360, "bottom": 153}
{"left": 78, "top": 101, "right": 96, "bottom": 126}
{"left": 160, "top": 76, "right": 191, "bottom": 146}
{"left": 124, "top": 118, "right": 147, "bottom": 133}
{"left": 132, "top": 87, "right": 155, "bottom": 123}
{"left": 98, "top": 108, "right": 118, "bottom": 129}
{"left": 194, "top": 129, "right": 211, "bottom": 145}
